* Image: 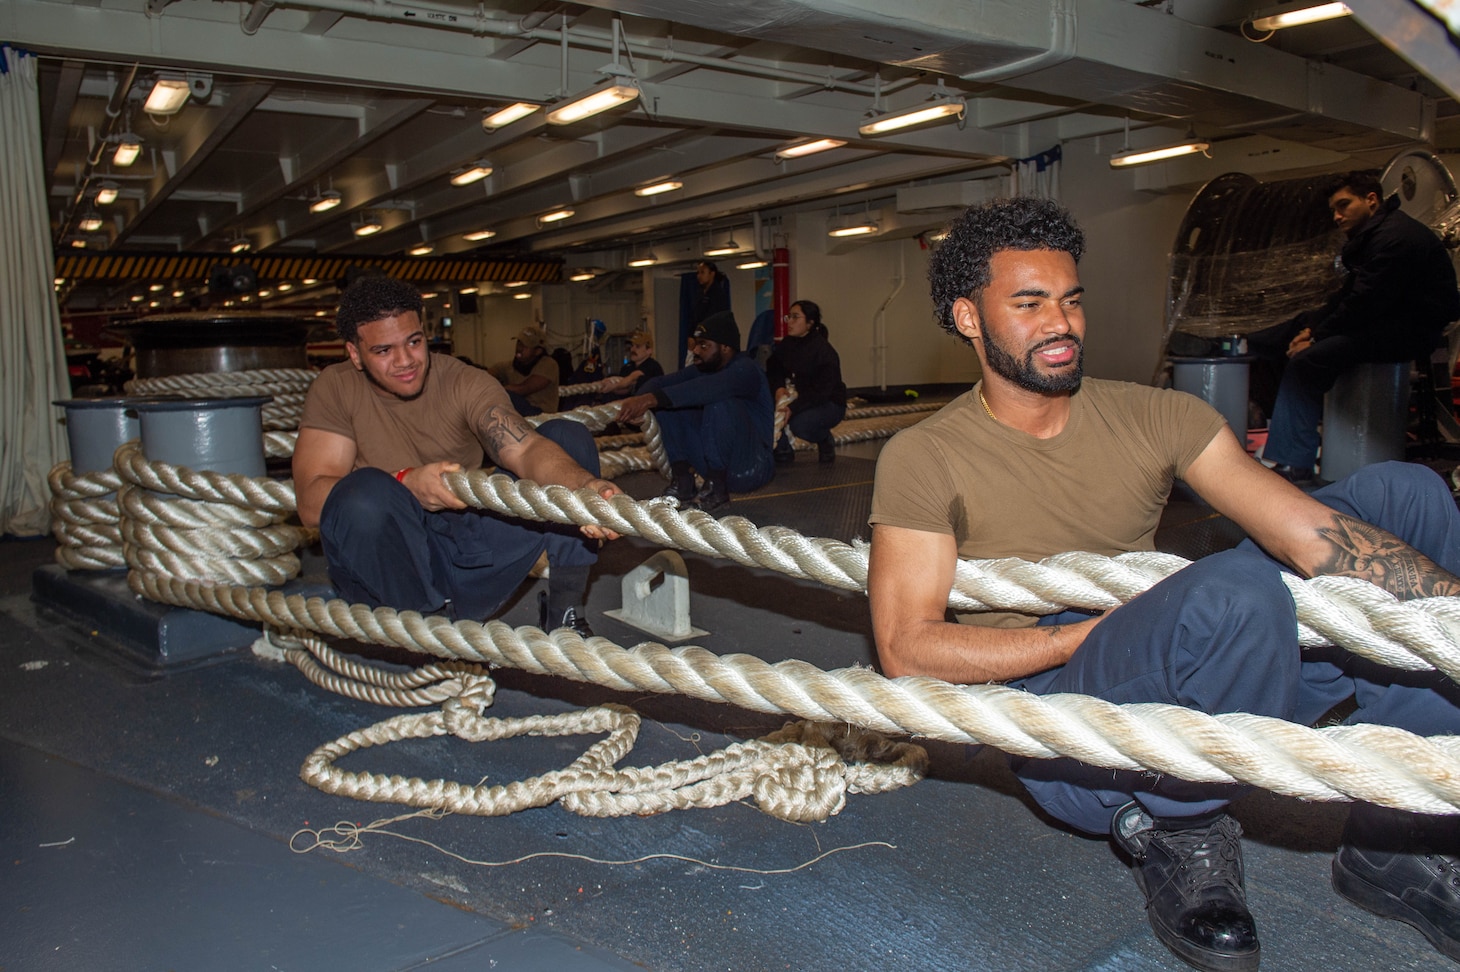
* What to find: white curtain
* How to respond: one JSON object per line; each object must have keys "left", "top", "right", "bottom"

{"left": 1012, "top": 144, "right": 1062, "bottom": 203}
{"left": 0, "top": 47, "right": 70, "bottom": 536}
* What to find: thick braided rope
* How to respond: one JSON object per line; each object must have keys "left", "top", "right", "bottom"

{"left": 126, "top": 368, "right": 317, "bottom": 395}
{"left": 113, "top": 441, "right": 297, "bottom": 512}
{"left": 257, "top": 628, "right": 499, "bottom": 708}
{"left": 125, "top": 571, "right": 1460, "bottom": 813}
{"left": 558, "top": 379, "right": 608, "bottom": 398}
{"left": 782, "top": 412, "right": 931, "bottom": 451}
{"left": 47, "top": 462, "right": 126, "bottom": 569}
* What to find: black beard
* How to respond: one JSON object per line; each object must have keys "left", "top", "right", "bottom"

{"left": 695, "top": 351, "right": 725, "bottom": 373}
{"left": 512, "top": 356, "right": 536, "bottom": 377}
{"left": 362, "top": 352, "right": 430, "bottom": 401}
{"left": 983, "top": 328, "right": 1083, "bottom": 394}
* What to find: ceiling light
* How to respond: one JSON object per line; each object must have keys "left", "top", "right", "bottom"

{"left": 627, "top": 256, "right": 657, "bottom": 267}
{"left": 513, "top": 292, "right": 532, "bottom": 300}
{"left": 309, "top": 190, "right": 342, "bottom": 214}
{"left": 277, "top": 282, "right": 293, "bottom": 291}
{"left": 171, "top": 289, "right": 185, "bottom": 298}
{"left": 258, "top": 288, "right": 273, "bottom": 298}
{"left": 704, "top": 238, "right": 742, "bottom": 257}
{"left": 409, "top": 243, "right": 435, "bottom": 256}
{"left": 70, "top": 238, "right": 87, "bottom": 249}
{"left": 449, "top": 162, "right": 493, "bottom": 187}
{"left": 828, "top": 221, "right": 879, "bottom": 238}
{"left": 859, "top": 94, "right": 965, "bottom": 136}
{"left": 148, "top": 283, "right": 165, "bottom": 292}
{"left": 569, "top": 271, "right": 596, "bottom": 282}
{"left": 353, "top": 214, "right": 383, "bottom": 237}
{"left": 1251, "top": 2, "right": 1351, "bottom": 30}
{"left": 314, "top": 309, "right": 326, "bottom": 316}
{"left": 144, "top": 76, "right": 192, "bottom": 115}
{"left": 482, "top": 102, "right": 539, "bottom": 131}
{"left": 130, "top": 294, "right": 144, "bottom": 302}
{"left": 149, "top": 300, "right": 161, "bottom": 308}
{"left": 505, "top": 280, "right": 530, "bottom": 288}
{"left": 113, "top": 135, "right": 142, "bottom": 167}
{"left": 774, "top": 138, "right": 846, "bottom": 161}
{"left": 539, "top": 208, "right": 574, "bottom": 223}
{"left": 421, "top": 291, "right": 439, "bottom": 299}
{"left": 78, "top": 213, "right": 104, "bottom": 233}
{"left": 303, "top": 278, "right": 318, "bottom": 285}
{"left": 463, "top": 229, "right": 496, "bottom": 242}
{"left": 545, "top": 78, "right": 639, "bottom": 125}
{"left": 94, "top": 182, "right": 119, "bottom": 206}
{"left": 54, "top": 277, "right": 64, "bottom": 286}
{"left": 736, "top": 259, "right": 768, "bottom": 270}
{"left": 460, "top": 286, "right": 478, "bottom": 295}
{"left": 229, "top": 236, "right": 251, "bottom": 253}
{"left": 635, "top": 180, "right": 682, "bottom": 197}
{"left": 1109, "top": 136, "right": 1211, "bottom": 168}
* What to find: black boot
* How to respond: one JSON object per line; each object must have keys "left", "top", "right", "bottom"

{"left": 538, "top": 565, "right": 593, "bottom": 637}
{"left": 774, "top": 434, "right": 796, "bottom": 464}
{"left": 1112, "top": 801, "right": 1260, "bottom": 972}
{"left": 817, "top": 438, "right": 836, "bottom": 463}
{"left": 693, "top": 469, "right": 731, "bottom": 514}
{"left": 1333, "top": 803, "right": 1460, "bottom": 961}
{"left": 661, "top": 460, "right": 698, "bottom": 506}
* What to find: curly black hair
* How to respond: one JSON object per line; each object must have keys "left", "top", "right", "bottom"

{"left": 927, "top": 197, "right": 1085, "bottom": 343}
{"left": 335, "top": 275, "right": 425, "bottom": 343}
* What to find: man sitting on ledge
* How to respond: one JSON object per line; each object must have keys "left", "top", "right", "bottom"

{"left": 293, "top": 275, "right": 619, "bottom": 635}
{"left": 868, "top": 196, "right": 1460, "bottom": 972}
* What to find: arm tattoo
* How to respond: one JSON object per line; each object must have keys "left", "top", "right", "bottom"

{"left": 480, "top": 405, "right": 535, "bottom": 465}
{"left": 1313, "top": 513, "right": 1460, "bottom": 599}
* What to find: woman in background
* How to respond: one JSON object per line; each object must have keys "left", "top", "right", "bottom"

{"left": 766, "top": 300, "right": 847, "bottom": 463}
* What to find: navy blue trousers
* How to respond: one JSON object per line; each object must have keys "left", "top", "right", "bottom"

{"left": 317, "top": 419, "right": 600, "bottom": 622}
{"left": 655, "top": 399, "right": 773, "bottom": 493}
{"left": 784, "top": 400, "right": 846, "bottom": 446}
{"left": 1264, "top": 334, "right": 1380, "bottom": 469}
{"left": 1010, "top": 461, "right": 1460, "bottom": 835}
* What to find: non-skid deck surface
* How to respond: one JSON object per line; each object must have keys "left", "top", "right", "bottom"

{"left": 2, "top": 446, "right": 1454, "bottom": 971}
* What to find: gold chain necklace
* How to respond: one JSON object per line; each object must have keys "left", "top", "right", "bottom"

{"left": 978, "top": 388, "right": 998, "bottom": 423}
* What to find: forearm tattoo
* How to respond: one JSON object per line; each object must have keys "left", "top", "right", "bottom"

{"left": 1314, "top": 513, "right": 1460, "bottom": 599}
{"left": 481, "top": 405, "right": 534, "bottom": 464}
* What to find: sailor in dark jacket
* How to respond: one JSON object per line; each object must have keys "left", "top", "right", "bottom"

{"left": 766, "top": 300, "right": 848, "bottom": 463}
{"left": 1260, "top": 170, "right": 1459, "bottom": 482}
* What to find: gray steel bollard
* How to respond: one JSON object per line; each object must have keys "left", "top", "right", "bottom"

{"left": 1321, "top": 361, "right": 1409, "bottom": 482}
{"left": 604, "top": 550, "right": 708, "bottom": 641}
{"left": 1170, "top": 355, "right": 1253, "bottom": 445}
{"left": 53, "top": 397, "right": 162, "bottom": 476}
{"left": 132, "top": 397, "right": 271, "bottom": 477}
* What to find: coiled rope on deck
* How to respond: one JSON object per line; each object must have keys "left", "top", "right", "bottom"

{"left": 126, "top": 367, "right": 316, "bottom": 431}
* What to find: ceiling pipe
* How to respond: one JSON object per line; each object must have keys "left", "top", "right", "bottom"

{"left": 960, "top": 0, "right": 1077, "bottom": 84}
{"left": 66, "top": 62, "right": 140, "bottom": 243}
{"left": 241, "top": 1, "right": 278, "bottom": 35}
{"left": 256, "top": 0, "right": 922, "bottom": 97}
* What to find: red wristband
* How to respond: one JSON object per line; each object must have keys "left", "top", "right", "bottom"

{"left": 394, "top": 467, "right": 412, "bottom": 483}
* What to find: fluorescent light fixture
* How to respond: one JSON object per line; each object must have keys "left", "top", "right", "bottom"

{"left": 774, "top": 138, "right": 846, "bottom": 161}
{"left": 149, "top": 300, "right": 161, "bottom": 308}
{"left": 460, "top": 286, "right": 478, "bottom": 295}
{"left": 130, "top": 294, "right": 144, "bottom": 302}
{"left": 828, "top": 222, "right": 879, "bottom": 238}
{"left": 309, "top": 190, "right": 342, "bottom": 214}
{"left": 545, "top": 79, "right": 639, "bottom": 125}
{"left": 277, "top": 282, "right": 293, "bottom": 292}
{"left": 353, "top": 215, "right": 383, "bottom": 237}
{"left": 303, "top": 278, "right": 318, "bottom": 285}
{"left": 736, "top": 259, "right": 768, "bottom": 270}
{"left": 70, "top": 238, "right": 87, "bottom": 249}
{"left": 704, "top": 239, "right": 742, "bottom": 257}
{"left": 513, "top": 292, "right": 532, "bottom": 300}
{"left": 859, "top": 95, "right": 965, "bottom": 136}
{"left": 78, "top": 213, "right": 104, "bottom": 232}
{"left": 1109, "top": 137, "right": 1211, "bottom": 168}
{"left": 171, "top": 289, "right": 185, "bottom": 298}
{"left": 144, "top": 76, "right": 192, "bottom": 115}
{"left": 229, "top": 237, "right": 251, "bottom": 253}
{"left": 1251, "top": 2, "right": 1350, "bottom": 30}
{"left": 94, "top": 182, "right": 119, "bottom": 206}
{"left": 635, "top": 180, "right": 682, "bottom": 197}
{"left": 568, "top": 271, "right": 596, "bottom": 282}
{"left": 421, "top": 291, "right": 438, "bottom": 299}
{"left": 314, "top": 309, "right": 326, "bottom": 316}
{"left": 409, "top": 243, "right": 435, "bottom": 256}
{"left": 463, "top": 229, "right": 497, "bottom": 242}
{"left": 539, "top": 208, "right": 574, "bottom": 223}
{"left": 258, "top": 288, "right": 273, "bottom": 298}
{"left": 449, "top": 162, "right": 493, "bottom": 187}
{"left": 54, "top": 277, "right": 65, "bottom": 286}
{"left": 505, "top": 280, "right": 530, "bottom": 288}
{"left": 627, "top": 256, "right": 657, "bottom": 267}
{"left": 482, "top": 102, "right": 539, "bottom": 130}
{"left": 113, "top": 135, "right": 142, "bottom": 167}
{"left": 148, "top": 283, "right": 165, "bottom": 292}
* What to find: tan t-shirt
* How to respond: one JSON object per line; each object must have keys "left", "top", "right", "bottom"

{"left": 869, "top": 378, "right": 1227, "bottom": 626}
{"left": 299, "top": 353, "right": 512, "bottom": 472}
{"left": 491, "top": 354, "right": 560, "bottom": 413}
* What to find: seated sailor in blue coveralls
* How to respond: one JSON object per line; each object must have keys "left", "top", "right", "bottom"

{"left": 868, "top": 196, "right": 1460, "bottom": 972}
{"left": 293, "top": 275, "right": 620, "bottom": 636}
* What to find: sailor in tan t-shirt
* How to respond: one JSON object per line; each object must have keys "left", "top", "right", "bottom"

{"left": 867, "top": 196, "right": 1460, "bottom": 972}
{"left": 294, "top": 276, "right": 618, "bottom": 634}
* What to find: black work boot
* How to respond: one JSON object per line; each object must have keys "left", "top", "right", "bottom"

{"left": 774, "top": 434, "right": 796, "bottom": 464}
{"left": 1112, "top": 801, "right": 1261, "bottom": 972}
{"left": 1332, "top": 803, "right": 1460, "bottom": 961}
{"left": 817, "top": 438, "right": 836, "bottom": 463}
{"left": 537, "top": 589, "right": 594, "bottom": 637}
{"left": 693, "top": 469, "right": 731, "bottom": 514}
{"left": 661, "top": 460, "right": 698, "bottom": 507}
